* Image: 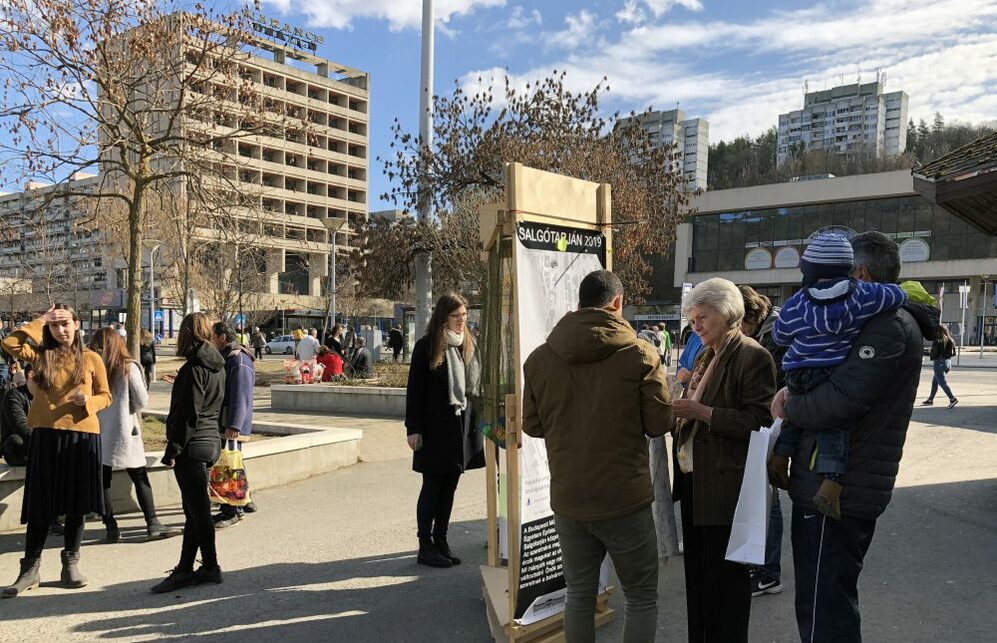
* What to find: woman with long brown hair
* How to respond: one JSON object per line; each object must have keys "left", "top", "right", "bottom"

{"left": 1, "top": 304, "right": 112, "bottom": 597}
{"left": 151, "top": 312, "right": 226, "bottom": 593}
{"left": 89, "top": 328, "right": 181, "bottom": 543}
{"left": 405, "top": 293, "right": 484, "bottom": 568}
{"left": 923, "top": 324, "right": 959, "bottom": 408}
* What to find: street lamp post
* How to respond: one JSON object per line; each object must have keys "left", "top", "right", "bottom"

{"left": 958, "top": 281, "right": 969, "bottom": 367}
{"left": 143, "top": 239, "right": 162, "bottom": 338}
{"left": 414, "top": 0, "right": 435, "bottom": 337}
{"left": 320, "top": 216, "right": 347, "bottom": 337}
{"left": 981, "top": 275, "right": 989, "bottom": 359}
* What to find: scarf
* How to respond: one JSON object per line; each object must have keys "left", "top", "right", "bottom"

{"left": 445, "top": 331, "right": 480, "bottom": 416}
{"left": 676, "top": 329, "right": 742, "bottom": 473}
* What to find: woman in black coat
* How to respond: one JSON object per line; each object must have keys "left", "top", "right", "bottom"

{"left": 405, "top": 293, "right": 483, "bottom": 568}
{"left": 152, "top": 312, "right": 226, "bottom": 594}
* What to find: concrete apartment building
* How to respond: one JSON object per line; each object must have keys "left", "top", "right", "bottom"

{"left": 673, "top": 171, "right": 997, "bottom": 344}
{"left": 0, "top": 12, "right": 370, "bottom": 331}
{"left": 619, "top": 109, "right": 710, "bottom": 191}
{"left": 777, "top": 80, "right": 908, "bottom": 166}
{"left": 0, "top": 173, "right": 107, "bottom": 310}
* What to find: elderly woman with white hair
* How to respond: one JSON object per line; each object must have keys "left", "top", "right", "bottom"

{"left": 671, "top": 277, "right": 776, "bottom": 643}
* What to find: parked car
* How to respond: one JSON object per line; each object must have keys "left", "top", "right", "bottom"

{"left": 266, "top": 335, "right": 296, "bottom": 355}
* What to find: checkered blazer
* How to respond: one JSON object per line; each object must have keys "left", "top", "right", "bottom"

{"left": 674, "top": 333, "right": 776, "bottom": 526}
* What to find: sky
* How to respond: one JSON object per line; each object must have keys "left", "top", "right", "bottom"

{"left": 259, "top": 0, "right": 997, "bottom": 211}
{"left": 5, "top": 1, "right": 996, "bottom": 204}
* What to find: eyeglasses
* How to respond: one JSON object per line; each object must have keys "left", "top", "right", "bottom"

{"left": 448, "top": 312, "right": 468, "bottom": 320}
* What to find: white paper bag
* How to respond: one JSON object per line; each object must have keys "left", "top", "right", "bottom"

{"left": 725, "top": 419, "right": 783, "bottom": 565}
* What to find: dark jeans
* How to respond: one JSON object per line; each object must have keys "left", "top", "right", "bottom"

{"left": 928, "top": 360, "right": 955, "bottom": 401}
{"left": 778, "top": 368, "right": 849, "bottom": 476}
{"left": 416, "top": 473, "right": 460, "bottom": 539}
{"left": 752, "top": 487, "right": 783, "bottom": 583}
{"left": 26, "top": 514, "right": 84, "bottom": 558}
{"left": 103, "top": 465, "right": 158, "bottom": 526}
{"left": 2, "top": 434, "right": 29, "bottom": 466}
{"left": 142, "top": 363, "right": 154, "bottom": 388}
{"left": 678, "top": 472, "right": 751, "bottom": 643}
{"left": 555, "top": 505, "right": 658, "bottom": 643}
{"left": 174, "top": 455, "right": 217, "bottom": 571}
{"left": 254, "top": 346, "right": 264, "bottom": 360}
{"left": 792, "top": 503, "right": 877, "bottom": 643}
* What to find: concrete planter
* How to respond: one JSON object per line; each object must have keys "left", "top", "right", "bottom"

{"left": 0, "top": 420, "right": 361, "bottom": 534}
{"left": 270, "top": 384, "right": 406, "bottom": 418}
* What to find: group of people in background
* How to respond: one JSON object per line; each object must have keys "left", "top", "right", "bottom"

{"left": 0, "top": 305, "right": 257, "bottom": 597}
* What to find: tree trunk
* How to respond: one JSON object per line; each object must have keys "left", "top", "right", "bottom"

{"left": 125, "top": 184, "right": 145, "bottom": 358}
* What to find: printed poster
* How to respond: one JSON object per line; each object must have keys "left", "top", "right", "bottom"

{"left": 513, "top": 221, "right": 607, "bottom": 625}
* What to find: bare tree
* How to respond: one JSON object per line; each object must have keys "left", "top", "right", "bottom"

{"left": 377, "top": 71, "right": 689, "bottom": 302}
{"left": 0, "top": 1, "right": 288, "bottom": 354}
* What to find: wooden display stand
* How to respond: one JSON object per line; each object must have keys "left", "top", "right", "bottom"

{"left": 479, "top": 163, "right": 615, "bottom": 642}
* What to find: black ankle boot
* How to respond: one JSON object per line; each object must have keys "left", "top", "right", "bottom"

{"left": 60, "top": 550, "right": 88, "bottom": 589}
{"left": 104, "top": 519, "right": 120, "bottom": 544}
{"left": 2, "top": 557, "right": 41, "bottom": 598}
{"left": 417, "top": 537, "right": 452, "bottom": 568}
{"left": 434, "top": 535, "right": 461, "bottom": 566}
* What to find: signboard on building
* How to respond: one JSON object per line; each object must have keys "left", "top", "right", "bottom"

{"left": 774, "top": 246, "right": 801, "bottom": 269}
{"left": 244, "top": 10, "right": 325, "bottom": 52}
{"left": 898, "top": 238, "right": 930, "bottom": 263}
{"left": 745, "top": 247, "right": 773, "bottom": 270}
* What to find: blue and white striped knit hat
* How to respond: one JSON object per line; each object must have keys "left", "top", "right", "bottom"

{"left": 800, "top": 232, "right": 853, "bottom": 285}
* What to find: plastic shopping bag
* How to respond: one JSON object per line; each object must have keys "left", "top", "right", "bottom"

{"left": 725, "top": 419, "right": 782, "bottom": 565}
{"left": 209, "top": 440, "right": 252, "bottom": 507}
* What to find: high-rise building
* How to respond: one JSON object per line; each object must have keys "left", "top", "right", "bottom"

{"left": 619, "top": 109, "right": 710, "bottom": 191}
{"left": 0, "top": 174, "right": 108, "bottom": 305}
{"left": 777, "top": 80, "right": 908, "bottom": 166}
{"left": 0, "top": 12, "right": 370, "bottom": 329}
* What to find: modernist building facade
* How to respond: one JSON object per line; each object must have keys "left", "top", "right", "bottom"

{"left": 0, "top": 174, "right": 107, "bottom": 305}
{"left": 619, "top": 109, "right": 710, "bottom": 191}
{"left": 0, "top": 13, "right": 370, "bottom": 327}
{"left": 674, "top": 170, "right": 997, "bottom": 344}
{"left": 777, "top": 81, "right": 908, "bottom": 167}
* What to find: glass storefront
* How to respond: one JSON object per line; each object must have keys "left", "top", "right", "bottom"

{"left": 691, "top": 195, "right": 997, "bottom": 273}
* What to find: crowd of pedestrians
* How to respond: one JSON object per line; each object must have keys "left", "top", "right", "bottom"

{"left": 0, "top": 229, "right": 958, "bottom": 641}
{"left": 0, "top": 306, "right": 261, "bottom": 597}
{"left": 510, "top": 230, "right": 938, "bottom": 642}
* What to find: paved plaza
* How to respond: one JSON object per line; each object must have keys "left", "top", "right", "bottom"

{"left": 0, "top": 363, "right": 994, "bottom": 642}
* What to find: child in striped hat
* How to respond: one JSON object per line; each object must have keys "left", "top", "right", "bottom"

{"left": 767, "top": 232, "right": 907, "bottom": 519}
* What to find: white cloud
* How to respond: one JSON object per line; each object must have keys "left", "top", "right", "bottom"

{"left": 506, "top": 5, "right": 542, "bottom": 29}
{"left": 263, "top": 0, "right": 507, "bottom": 31}
{"left": 464, "top": 0, "right": 997, "bottom": 142}
{"left": 617, "top": 0, "right": 703, "bottom": 24}
{"left": 545, "top": 10, "right": 601, "bottom": 51}
{"left": 616, "top": 1, "right": 646, "bottom": 24}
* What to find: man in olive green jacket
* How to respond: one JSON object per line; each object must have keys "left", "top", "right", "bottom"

{"left": 523, "top": 270, "right": 672, "bottom": 643}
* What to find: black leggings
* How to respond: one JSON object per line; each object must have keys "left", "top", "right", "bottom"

{"left": 174, "top": 455, "right": 217, "bottom": 571}
{"left": 103, "top": 465, "right": 158, "bottom": 526}
{"left": 416, "top": 473, "right": 461, "bottom": 539}
{"left": 26, "top": 514, "right": 85, "bottom": 558}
